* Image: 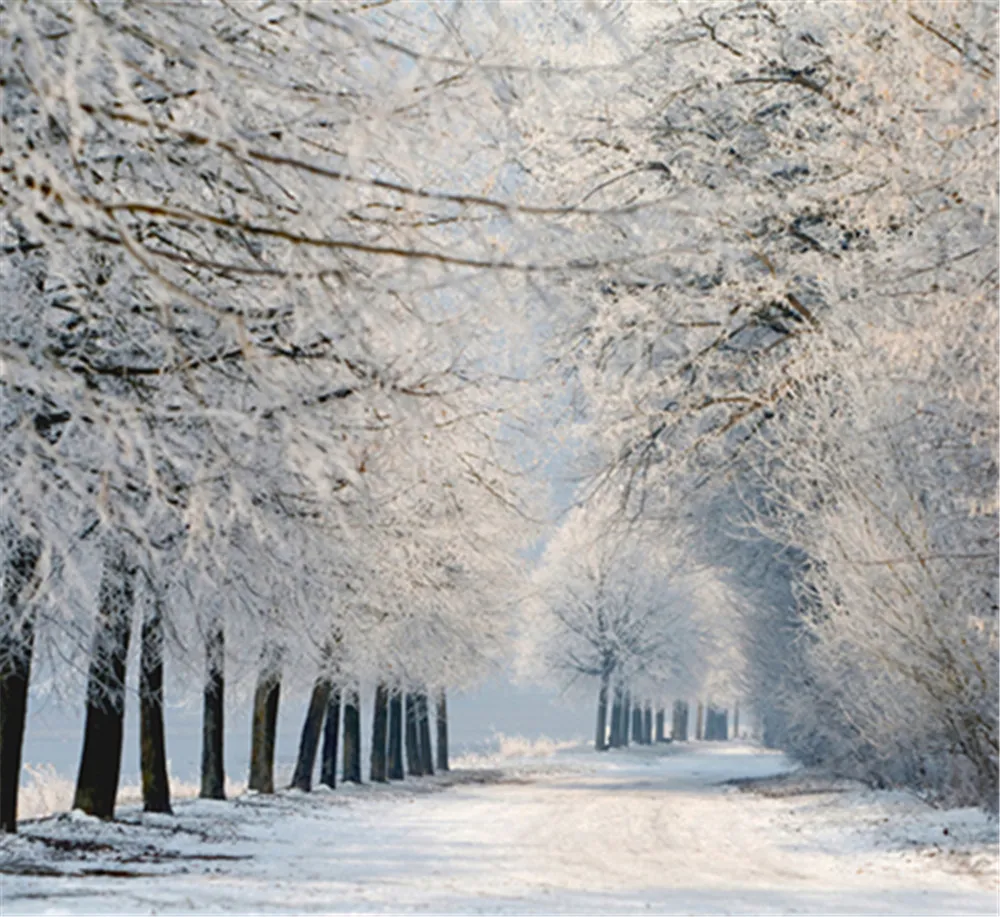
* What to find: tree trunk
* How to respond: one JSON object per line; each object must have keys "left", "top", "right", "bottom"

{"left": 643, "top": 705, "right": 653, "bottom": 745}
{"left": 200, "top": 623, "right": 225, "bottom": 799}
{"left": 248, "top": 655, "right": 282, "bottom": 794}
{"left": 417, "top": 693, "right": 434, "bottom": 776}
{"left": 672, "top": 699, "right": 688, "bottom": 741}
{"left": 405, "top": 692, "right": 423, "bottom": 776}
{"left": 139, "top": 593, "right": 171, "bottom": 814}
{"left": 609, "top": 682, "right": 623, "bottom": 748}
{"left": 370, "top": 683, "right": 389, "bottom": 782}
{"left": 595, "top": 669, "right": 610, "bottom": 751}
{"left": 342, "top": 688, "right": 362, "bottom": 783}
{"left": 388, "top": 690, "right": 404, "bottom": 780}
{"left": 0, "top": 535, "right": 41, "bottom": 833}
{"left": 696, "top": 701, "right": 704, "bottom": 740}
{"left": 733, "top": 701, "right": 740, "bottom": 739}
{"left": 631, "top": 701, "right": 643, "bottom": 745}
{"left": 73, "top": 541, "right": 135, "bottom": 819}
{"left": 435, "top": 689, "right": 449, "bottom": 772}
{"left": 655, "top": 707, "right": 665, "bottom": 743}
{"left": 622, "top": 690, "right": 632, "bottom": 747}
{"left": 319, "top": 687, "right": 341, "bottom": 788}
{"left": 291, "top": 675, "right": 332, "bottom": 791}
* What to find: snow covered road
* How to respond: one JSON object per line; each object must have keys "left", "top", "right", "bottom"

{"left": 2, "top": 743, "right": 996, "bottom": 915}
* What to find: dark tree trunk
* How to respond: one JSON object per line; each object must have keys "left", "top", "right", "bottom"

{"left": 139, "top": 593, "right": 171, "bottom": 814}
{"left": 435, "top": 689, "right": 449, "bottom": 772}
{"left": 200, "top": 623, "right": 225, "bottom": 799}
{"left": 733, "top": 701, "right": 740, "bottom": 739}
{"left": 370, "top": 683, "right": 389, "bottom": 782}
{"left": 655, "top": 708, "right": 665, "bottom": 743}
{"left": 342, "top": 688, "right": 361, "bottom": 783}
{"left": 671, "top": 699, "right": 688, "bottom": 741}
{"left": 0, "top": 535, "right": 41, "bottom": 833}
{"left": 319, "top": 687, "right": 341, "bottom": 788}
{"left": 291, "top": 675, "right": 332, "bottom": 791}
{"left": 73, "top": 542, "right": 135, "bottom": 819}
{"left": 417, "top": 693, "right": 434, "bottom": 776}
{"left": 248, "top": 655, "right": 282, "bottom": 794}
{"left": 643, "top": 705, "right": 653, "bottom": 745}
{"left": 622, "top": 691, "right": 632, "bottom": 746}
{"left": 405, "top": 693, "right": 423, "bottom": 776}
{"left": 706, "top": 707, "right": 718, "bottom": 740}
{"left": 609, "top": 681, "right": 623, "bottom": 748}
{"left": 631, "top": 702, "right": 643, "bottom": 744}
{"left": 388, "top": 690, "right": 404, "bottom": 780}
{"left": 595, "top": 669, "right": 610, "bottom": 751}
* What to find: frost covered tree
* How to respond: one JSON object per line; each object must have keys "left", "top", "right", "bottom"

{"left": 1, "top": 0, "right": 626, "bottom": 826}
{"left": 521, "top": 502, "right": 718, "bottom": 751}
{"left": 525, "top": 0, "right": 998, "bottom": 805}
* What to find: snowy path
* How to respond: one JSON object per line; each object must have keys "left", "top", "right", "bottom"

{"left": 2, "top": 744, "right": 996, "bottom": 915}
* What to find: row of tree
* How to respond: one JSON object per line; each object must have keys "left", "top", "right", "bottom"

{"left": 524, "top": 1, "right": 997, "bottom": 807}
{"left": 3, "top": 0, "right": 596, "bottom": 832}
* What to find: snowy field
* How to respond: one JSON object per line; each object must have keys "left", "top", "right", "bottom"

{"left": 1, "top": 742, "right": 996, "bottom": 916}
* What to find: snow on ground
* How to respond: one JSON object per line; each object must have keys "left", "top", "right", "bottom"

{"left": 1, "top": 741, "right": 996, "bottom": 916}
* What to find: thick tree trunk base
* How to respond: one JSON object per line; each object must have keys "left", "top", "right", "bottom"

{"left": 200, "top": 626, "right": 226, "bottom": 800}
{"left": 319, "top": 688, "right": 341, "bottom": 788}
{"left": 405, "top": 693, "right": 423, "bottom": 776}
{"left": 370, "top": 683, "right": 389, "bottom": 783}
{"left": 342, "top": 689, "right": 362, "bottom": 784}
{"left": 595, "top": 672, "right": 609, "bottom": 751}
{"left": 417, "top": 693, "right": 434, "bottom": 776}
{"left": 291, "top": 676, "right": 332, "bottom": 791}
{"left": 388, "top": 691, "right": 404, "bottom": 780}
{"left": 435, "top": 689, "right": 449, "bottom": 772}
{"left": 248, "top": 667, "right": 281, "bottom": 794}
{"left": 73, "top": 543, "right": 134, "bottom": 819}
{"left": 139, "top": 598, "right": 171, "bottom": 814}
{"left": 0, "top": 535, "right": 41, "bottom": 833}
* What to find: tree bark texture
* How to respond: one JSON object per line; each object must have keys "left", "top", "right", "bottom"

{"left": 643, "top": 705, "right": 653, "bottom": 745}
{"left": 388, "top": 690, "right": 404, "bottom": 780}
{"left": 248, "top": 657, "right": 282, "bottom": 793}
{"left": 705, "top": 707, "right": 728, "bottom": 741}
{"left": 435, "top": 689, "right": 449, "bottom": 772}
{"left": 370, "top": 683, "right": 389, "bottom": 782}
{"left": 696, "top": 701, "right": 704, "bottom": 740}
{"left": 655, "top": 708, "right": 665, "bottom": 743}
{"left": 631, "top": 702, "right": 643, "bottom": 745}
{"left": 0, "top": 535, "right": 41, "bottom": 833}
{"left": 291, "top": 675, "right": 332, "bottom": 791}
{"left": 200, "top": 623, "right": 226, "bottom": 799}
{"left": 609, "top": 682, "right": 623, "bottom": 748}
{"left": 672, "top": 700, "right": 689, "bottom": 741}
{"left": 405, "top": 692, "right": 423, "bottom": 776}
{"left": 417, "top": 692, "right": 434, "bottom": 776}
{"left": 342, "top": 688, "right": 362, "bottom": 783}
{"left": 139, "top": 593, "right": 171, "bottom": 813}
{"left": 73, "top": 541, "right": 135, "bottom": 819}
{"left": 622, "top": 691, "right": 632, "bottom": 746}
{"left": 319, "top": 687, "right": 341, "bottom": 788}
{"left": 595, "top": 670, "right": 610, "bottom": 751}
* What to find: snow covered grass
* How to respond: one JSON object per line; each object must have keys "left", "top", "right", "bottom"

{"left": 17, "top": 764, "right": 247, "bottom": 822}
{"left": 729, "top": 766, "right": 999, "bottom": 882}
{"left": 451, "top": 731, "right": 585, "bottom": 770}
